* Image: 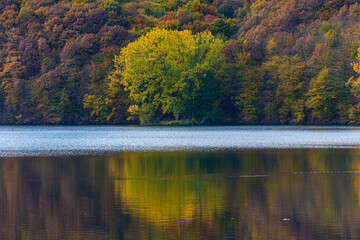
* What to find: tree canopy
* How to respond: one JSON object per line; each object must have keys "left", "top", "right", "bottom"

{"left": 109, "top": 28, "right": 224, "bottom": 124}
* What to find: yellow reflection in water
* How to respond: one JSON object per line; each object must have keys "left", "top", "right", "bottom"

{"left": 108, "top": 152, "right": 225, "bottom": 228}
{"left": 352, "top": 150, "right": 360, "bottom": 205}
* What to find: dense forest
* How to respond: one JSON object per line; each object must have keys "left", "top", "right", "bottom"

{"left": 1, "top": 0, "right": 360, "bottom": 125}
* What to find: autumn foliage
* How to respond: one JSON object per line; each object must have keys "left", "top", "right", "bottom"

{"left": 0, "top": 0, "right": 360, "bottom": 124}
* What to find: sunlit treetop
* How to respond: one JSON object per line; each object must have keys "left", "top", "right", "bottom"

{"left": 110, "top": 28, "right": 224, "bottom": 123}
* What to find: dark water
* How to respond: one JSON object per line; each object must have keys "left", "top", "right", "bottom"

{"left": 2, "top": 149, "right": 360, "bottom": 239}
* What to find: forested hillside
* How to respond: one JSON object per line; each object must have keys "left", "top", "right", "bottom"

{"left": 1, "top": 0, "right": 360, "bottom": 124}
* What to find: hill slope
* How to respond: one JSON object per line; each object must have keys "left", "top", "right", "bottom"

{"left": 0, "top": 0, "right": 360, "bottom": 124}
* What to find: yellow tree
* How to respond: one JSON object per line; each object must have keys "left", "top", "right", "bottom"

{"left": 0, "top": 55, "right": 26, "bottom": 116}
{"left": 109, "top": 28, "right": 224, "bottom": 124}
{"left": 349, "top": 47, "right": 360, "bottom": 95}
{"left": 347, "top": 47, "right": 360, "bottom": 123}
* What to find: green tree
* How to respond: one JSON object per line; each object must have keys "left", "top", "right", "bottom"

{"left": 306, "top": 68, "right": 345, "bottom": 122}
{"left": 99, "top": 0, "right": 122, "bottom": 15}
{"left": 236, "top": 65, "right": 261, "bottom": 124}
{"left": 261, "top": 55, "right": 306, "bottom": 123}
{"left": 209, "top": 18, "right": 237, "bottom": 38}
{"left": 109, "top": 28, "right": 224, "bottom": 124}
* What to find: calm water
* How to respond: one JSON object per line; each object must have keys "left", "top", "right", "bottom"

{"left": 2, "top": 126, "right": 360, "bottom": 239}
{"left": 1, "top": 126, "right": 360, "bottom": 156}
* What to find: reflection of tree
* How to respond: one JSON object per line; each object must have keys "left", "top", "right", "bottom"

{"left": 229, "top": 149, "right": 360, "bottom": 239}
{"left": 2, "top": 150, "right": 360, "bottom": 239}
{"left": 109, "top": 152, "right": 226, "bottom": 238}
{"left": 0, "top": 157, "right": 125, "bottom": 239}
{"left": 106, "top": 149, "right": 360, "bottom": 239}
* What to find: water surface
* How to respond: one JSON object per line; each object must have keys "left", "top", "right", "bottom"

{"left": 1, "top": 126, "right": 360, "bottom": 156}
{"left": 1, "top": 149, "right": 360, "bottom": 239}
{"left": 1, "top": 126, "right": 360, "bottom": 239}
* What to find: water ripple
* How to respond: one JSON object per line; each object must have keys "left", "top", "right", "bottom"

{"left": 1, "top": 125, "right": 360, "bottom": 156}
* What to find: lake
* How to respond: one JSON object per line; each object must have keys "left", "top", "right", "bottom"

{"left": 2, "top": 126, "right": 360, "bottom": 239}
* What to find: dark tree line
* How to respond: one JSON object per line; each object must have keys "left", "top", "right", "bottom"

{"left": 0, "top": 0, "right": 133, "bottom": 124}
